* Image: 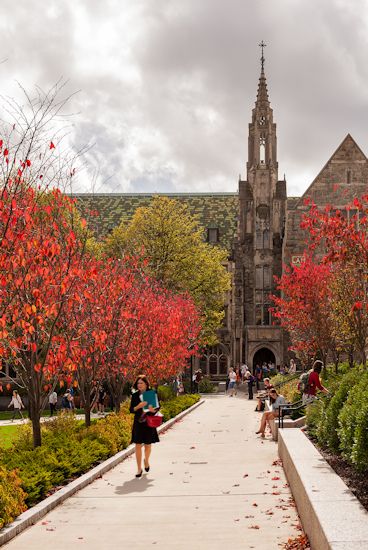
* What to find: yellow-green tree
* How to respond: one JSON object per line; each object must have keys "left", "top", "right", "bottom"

{"left": 104, "top": 196, "right": 231, "bottom": 345}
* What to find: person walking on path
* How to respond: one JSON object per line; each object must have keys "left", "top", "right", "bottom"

{"left": 256, "top": 388, "right": 286, "bottom": 438}
{"left": 130, "top": 375, "right": 160, "bottom": 478}
{"left": 49, "top": 389, "right": 58, "bottom": 416}
{"left": 8, "top": 390, "right": 25, "bottom": 421}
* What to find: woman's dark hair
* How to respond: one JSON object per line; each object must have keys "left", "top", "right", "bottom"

{"left": 269, "top": 389, "right": 278, "bottom": 403}
{"left": 313, "top": 360, "right": 323, "bottom": 373}
{"left": 132, "top": 375, "right": 151, "bottom": 391}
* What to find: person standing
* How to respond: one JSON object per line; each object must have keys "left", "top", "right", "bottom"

{"left": 49, "top": 389, "right": 58, "bottom": 416}
{"left": 245, "top": 371, "right": 255, "bottom": 400}
{"left": 97, "top": 385, "right": 106, "bottom": 415}
{"left": 228, "top": 367, "right": 237, "bottom": 397}
{"left": 302, "top": 360, "right": 329, "bottom": 404}
{"left": 130, "top": 375, "right": 160, "bottom": 478}
{"left": 8, "top": 390, "right": 25, "bottom": 421}
{"left": 193, "top": 369, "right": 203, "bottom": 393}
{"left": 289, "top": 358, "right": 297, "bottom": 375}
{"left": 255, "top": 364, "right": 262, "bottom": 390}
{"left": 240, "top": 363, "right": 248, "bottom": 382}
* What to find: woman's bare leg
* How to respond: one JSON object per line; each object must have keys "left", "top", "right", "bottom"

{"left": 135, "top": 444, "right": 143, "bottom": 473}
{"left": 144, "top": 444, "right": 152, "bottom": 468}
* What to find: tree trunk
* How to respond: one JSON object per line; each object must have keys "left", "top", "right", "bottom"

{"left": 31, "top": 407, "right": 42, "bottom": 447}
{"left": 84, "top": 392, "right": 91, "bottom": 427}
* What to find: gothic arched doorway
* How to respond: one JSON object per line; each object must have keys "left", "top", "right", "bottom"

{"left": 252, "top": 347, "right": 276, "bottom": 373}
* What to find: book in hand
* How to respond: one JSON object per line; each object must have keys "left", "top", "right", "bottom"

{"left": 140, "top": 390, "right": 159, "bottom": 412}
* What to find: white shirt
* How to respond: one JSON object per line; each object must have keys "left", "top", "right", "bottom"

{"left": 49, "top": 391, "right": 57, "bottom": 404}
{"left": 10, "top": 395, "right": 23, "bottom": 409}
{"left": 229, "top": 371, "right": 237, "bottom": 382}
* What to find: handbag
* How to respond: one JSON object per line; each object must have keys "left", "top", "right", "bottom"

{"left": 146, "top": 413, "right": 163, "bottom": 428}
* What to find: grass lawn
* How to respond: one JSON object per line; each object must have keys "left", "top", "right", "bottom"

{"left": 0, "top": 425, "right": 19, "bottom": 448}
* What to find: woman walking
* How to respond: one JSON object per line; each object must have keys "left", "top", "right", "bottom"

{"left": 130, "top": 375, "right": 160, "bottom": 478}
{"left": 8, "top": 390, "right": 25, "bottom": 421}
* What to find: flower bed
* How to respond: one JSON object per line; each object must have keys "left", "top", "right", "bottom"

{"left": 0, "top": 393, "right": 200, "bottom": 528}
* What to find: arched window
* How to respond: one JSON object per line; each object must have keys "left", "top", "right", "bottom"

{"left": 263, "top": 229, "right": 270, "bottom": 248}
{"left": 209, "top": 355, "right": 218, "bottom": 375}
{"left": 259, "top": 137, "right": 266, "bottom": 163}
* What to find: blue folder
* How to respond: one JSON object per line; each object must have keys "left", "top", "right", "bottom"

{"left": 140, "top": 390, "right": 159, "bottom": 411}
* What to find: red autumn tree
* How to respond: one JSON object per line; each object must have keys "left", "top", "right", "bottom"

{"left": 271, "top": 256, "right": 335, "bottom": 365}
{"left": 301, "top": 199, "right": 368, "bottom": 365}
{"left": 0, "top": 183, "right": 87, "bottom": 447}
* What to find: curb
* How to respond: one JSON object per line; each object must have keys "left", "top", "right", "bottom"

{"left": 0, "top": 398, "right": 204, "bottom": 547}
{"left": 278, "top": 428, "right": 368, "bottom": 549}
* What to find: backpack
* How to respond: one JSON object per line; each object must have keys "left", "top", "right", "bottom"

{"left": 299, "top": 370, "right": 312, "bottom": 393}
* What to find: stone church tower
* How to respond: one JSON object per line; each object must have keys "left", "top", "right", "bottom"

{"left": 230, "top": 46, "right": 286, "bottom": 369}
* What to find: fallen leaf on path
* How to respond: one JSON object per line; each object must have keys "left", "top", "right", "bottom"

{"left": 243, "top": 474, "right": 249, "bottom": 478}
{"left": 252, "top": 502, "right": 258, "bottom": 507}
{"left": 272, "top": 476, "right": 280, "bottom": 480}
{"left": 249, "top": 525, "right": 260, "bottom": 529}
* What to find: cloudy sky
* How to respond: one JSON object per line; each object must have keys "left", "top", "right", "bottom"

{"left": 0, "top": 0, "right": 367, "bottom": 196}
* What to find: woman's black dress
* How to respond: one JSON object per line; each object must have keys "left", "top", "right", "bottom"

{"left": 130, "top": 391, "right": 160, "bottom": 444}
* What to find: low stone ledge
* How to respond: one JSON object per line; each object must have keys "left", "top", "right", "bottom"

{"left": 278, "top": 429, "right": 368, "bottom": 550}
{"left": 0, "top": 398, "right": 204, "bottom": 547}
{"left": 265, "top": 400, "right": 306, "bottom": 440}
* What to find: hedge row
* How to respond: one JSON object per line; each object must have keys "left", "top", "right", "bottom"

{"left": 306, "top": 366, "right": 368, "bottom": 471}
{"left": 0, "top": 393, "right": 200, "bottom": 528}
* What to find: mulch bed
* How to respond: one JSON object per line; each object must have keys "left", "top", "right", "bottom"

{"left": 317, "top": 447, "right": 368, "bottom": 512}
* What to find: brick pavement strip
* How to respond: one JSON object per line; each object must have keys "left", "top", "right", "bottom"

{"left": 2, "top": 396, "right": 302, "bottom": 550}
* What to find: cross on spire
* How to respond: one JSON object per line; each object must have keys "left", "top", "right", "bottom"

{"left": 259, "top": 40, "right": 266, "bottom": 71}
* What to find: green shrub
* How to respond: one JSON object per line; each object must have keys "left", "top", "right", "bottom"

{"left": 278, "top": 379, "right": 300, "bottom": 404}
{"left": 157, "top": 385, "right": 175, "bottom": 402}
{"left": 321, "top": 368, "right": 362, "bottom": 451}
{"left": 161, "top": 394, "right": 200, "bottom": 421}
{"left": 0, "top": 466, "right": 27, "bottom": 528}
{"left": 305, "top": 398, "right": 326, "bottom": 440}
{"left": 198, "top": 377, "right": 215, "bottom": 393}
{"left": 351, "top": 401, "right": 368, "bottom": 471}
{"left": 338, "top": 379, "right": 368, "bottom": 461}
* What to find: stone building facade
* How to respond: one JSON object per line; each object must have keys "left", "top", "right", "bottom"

{"left": 72, "top": 59, "right": 368, "bottom": 378}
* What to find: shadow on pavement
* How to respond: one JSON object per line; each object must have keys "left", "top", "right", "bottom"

{"left": 115, "top": 475, "right": 154, "bottom": 495}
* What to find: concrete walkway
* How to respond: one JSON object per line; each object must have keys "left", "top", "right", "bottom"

{"left": 0, "top": 412, "right": 103, "bottom": 426}
{"left": 3, "top": 396, "right": 302, "bottom": 550}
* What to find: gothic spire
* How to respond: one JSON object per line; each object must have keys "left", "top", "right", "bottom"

{"left": 256, "top": 41, "right": 269, "bottom": 105}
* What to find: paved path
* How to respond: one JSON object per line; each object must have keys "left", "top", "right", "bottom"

{"left": 4, "top": 396, "right": 302, "bottom": 550}
{"left": 0, "top": 413, "right": 103, "bottom": 426}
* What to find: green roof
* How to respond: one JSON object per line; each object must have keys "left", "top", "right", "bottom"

{"left": 73, "top": 193, "right": 238, "bottom": 252}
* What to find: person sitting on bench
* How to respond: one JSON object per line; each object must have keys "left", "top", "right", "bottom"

{"left": 255, "top": 378, "right": 274, "bottom": 411}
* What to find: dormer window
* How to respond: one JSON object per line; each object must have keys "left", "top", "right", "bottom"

{"left": 207, "top": 227, "right": 219, "bottom": 243}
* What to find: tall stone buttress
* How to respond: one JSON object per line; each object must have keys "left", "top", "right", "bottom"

{"left": 230, "top": 53, "right": 286, "bottom": 369}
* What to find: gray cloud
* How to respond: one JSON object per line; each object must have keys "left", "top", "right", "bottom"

{"left": 0, "top": 0, "right": 367, "bottom": 196}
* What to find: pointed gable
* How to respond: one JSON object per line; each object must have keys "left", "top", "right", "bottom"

{"left": 295, "top": 134, "right": 368, "bottom": 208}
